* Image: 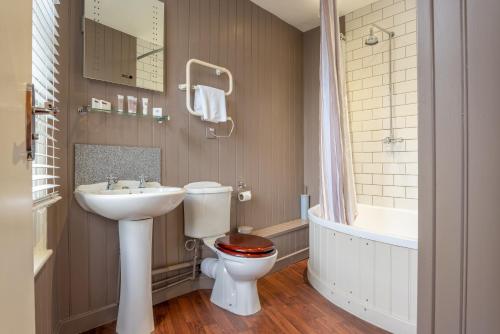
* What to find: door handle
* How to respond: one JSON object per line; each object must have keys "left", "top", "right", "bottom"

{"left": 26, "top": 83, "right": 59, "bottom": 161}
{"left": 26, "top": 84, "right": 34, "bottom": 160}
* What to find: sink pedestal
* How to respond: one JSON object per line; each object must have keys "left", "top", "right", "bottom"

{"left": 116, "top": 218, "right": 154, "bottom": 334}
{"left": 74, "top": 182, "right": 186, "bottom": 333}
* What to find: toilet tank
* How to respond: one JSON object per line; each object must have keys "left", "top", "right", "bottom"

{"left": 183, "top": 182, "right": 233, "bottom": 239}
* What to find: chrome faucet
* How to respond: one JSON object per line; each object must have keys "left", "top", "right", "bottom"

{"left": 106, "top": 175, "right": 118, "bottom": 190}
{"left": 138, "top": 175, "right": 147, "bottom": 188}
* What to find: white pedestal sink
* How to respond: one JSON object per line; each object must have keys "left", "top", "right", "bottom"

{"left": 75, "top": 181, "right": 185, "bottom": 334}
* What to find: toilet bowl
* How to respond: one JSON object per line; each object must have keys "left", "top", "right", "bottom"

{"left": 201, "top": 234, "right": 277, "bottom": 316}
{"left": 183, "top": 182, "right": 277, "bottom": 316}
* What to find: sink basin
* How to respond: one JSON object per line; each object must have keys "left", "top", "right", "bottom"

{"left": 75, "top": 181, "right": 186, "bottom": 221}
{"left": 74, "top": 180, "right": 185, "bottom": 334}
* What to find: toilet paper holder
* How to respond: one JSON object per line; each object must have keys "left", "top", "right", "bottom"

{"left": 238, "top": 181, "right": 248, "bottom": 191}
{"left": 237, "top": 181, "right": 252, "bottom": 202}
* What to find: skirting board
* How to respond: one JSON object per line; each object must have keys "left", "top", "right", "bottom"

{"left": 272, "top": 247, "right": 309, "bottom": 273}
{"left": 56, "top": 276, "right": 213, "bottom": 334}
{"left": 56, "top": 304, "right": 118, "bottom": 334}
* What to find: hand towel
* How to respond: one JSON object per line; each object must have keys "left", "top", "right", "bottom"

{"left": 194, "top": 85, "right": 227, "bottom": 123}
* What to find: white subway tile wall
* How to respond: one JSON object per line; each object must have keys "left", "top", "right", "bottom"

{"left": 345, "top": 0, "right": 417, "bottom": 210}
{"left": 136, "top": 38, "right": 164, "bottom": 92}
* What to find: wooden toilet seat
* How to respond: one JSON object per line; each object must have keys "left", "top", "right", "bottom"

{"left": 215, "top": 233, "right": 275, "bottom": 258}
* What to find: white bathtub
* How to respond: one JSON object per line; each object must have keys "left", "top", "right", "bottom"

{"left": 307, "top": 204, "right": 418, "bottom": 334}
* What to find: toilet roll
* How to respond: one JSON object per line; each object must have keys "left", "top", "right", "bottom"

{"left": 238, "top": 226, "right": 254, "bottom": 234}
{"left": 238, "top": 190, "right": 252, "bottom": 202}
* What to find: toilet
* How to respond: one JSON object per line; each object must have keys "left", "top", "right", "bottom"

{"left": 183, "top": 182, "right": 277, "bottom": 316}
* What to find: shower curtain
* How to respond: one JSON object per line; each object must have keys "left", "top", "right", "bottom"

{"left": 319, "top": 0, "right": 357, "bottom": 224}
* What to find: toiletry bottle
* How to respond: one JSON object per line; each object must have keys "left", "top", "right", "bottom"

{"left": 142, "top": 97, "right": 149, "bottom": 115}
{"left": 117, "top": 95, "right": 124, "bottom": 112}
{"left": 127, "top": 96, "right": 137, "bottom": 114}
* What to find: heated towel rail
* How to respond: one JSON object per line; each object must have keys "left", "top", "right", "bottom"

{"left": 178, "top": 59, "right": 234, "bottom": 138}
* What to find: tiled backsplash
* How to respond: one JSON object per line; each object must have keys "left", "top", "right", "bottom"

{"left": 74, "top": 144, "right": 161, "bottom": 187}
{"left": 344, "top": 0, "right": 417, "bottom": 210}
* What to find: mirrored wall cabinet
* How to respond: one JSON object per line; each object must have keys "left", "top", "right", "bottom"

{"left": 83, "top": 0, "right": 164, "bottom": 92}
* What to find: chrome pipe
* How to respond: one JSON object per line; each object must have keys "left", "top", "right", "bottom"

{"left": 388, "top": 34, "right": 394, "bottom": 139}
{"left": 366, "top": 23, "right": 401, "bottom": 144}
{"left": 152, "top": 239, "right": 201, "bottom": 292}
{"left": 152, "top": 277, "right": 194, "bottom": 294}
{"left": 137, "top": 47, "right": 164, "bottom": 60}
{"left": 152, "top": 260, "right": 198, "bottom": 276}
{"left": 371, "top": 23, "right": 395, "bottom": 37}
{"left": 152, "top": 270, "right": 195, "bottom": 288}
{"left": 191, "top": 239, "right": 199, "bottom": 280}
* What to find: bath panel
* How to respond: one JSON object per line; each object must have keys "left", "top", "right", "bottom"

{"left": 308, "top": 205, "right": 417, "bottom": 334}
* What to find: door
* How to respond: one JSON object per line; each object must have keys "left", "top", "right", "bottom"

{"left": 418, "top": 0, "right": 500, "bottom": 333}
{"left": 0, "top": 0, "right": 36, "bottom": 333}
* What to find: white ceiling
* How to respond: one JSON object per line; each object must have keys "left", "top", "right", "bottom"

{"left": 250, "top": 0, "right": 377, "bottom": 32}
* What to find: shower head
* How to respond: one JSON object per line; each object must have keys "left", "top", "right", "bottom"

{"left": 365, "top": 28, "right": 379, "bottom": 46}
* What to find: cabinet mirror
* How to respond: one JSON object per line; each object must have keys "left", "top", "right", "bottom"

{"left": 83, "top": 0, "right": 164, "bottom": 92}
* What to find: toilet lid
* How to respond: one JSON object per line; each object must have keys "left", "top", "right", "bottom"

{"left": 215, "top": 233, "right": 275, "bottom": 258}
{"left": 184, "top": 181, "right": 233, "bottom": 194}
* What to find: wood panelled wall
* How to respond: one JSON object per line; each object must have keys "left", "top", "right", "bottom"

{"left": 303, "top": 27, "right": 320, "bottom": 206}
{"left": 418, "top": 0, "right": 500, "bottom": 333}
{"left": 35, "top": 258, "right": 55, "bottom": 334}
{"left": 42, "top": 0, "right": 305, "bottom": 332}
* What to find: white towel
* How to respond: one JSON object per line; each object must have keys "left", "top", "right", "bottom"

{"left": 194, "top": 85, "right": 227, "bottom": 123}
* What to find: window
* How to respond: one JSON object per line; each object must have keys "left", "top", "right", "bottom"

{"left": 32, "top": 0, "right": 61, "bottom": 274}
{"left": 32, "top": 0, "right": 61, "bottom": 206}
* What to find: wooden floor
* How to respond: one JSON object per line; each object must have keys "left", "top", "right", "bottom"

{"left": 85, "top": 260, "right": 387, "bottom": 334}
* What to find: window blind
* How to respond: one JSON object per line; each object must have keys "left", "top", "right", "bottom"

{"left": 32, "top": 0, "right": 61, "bottom": 205}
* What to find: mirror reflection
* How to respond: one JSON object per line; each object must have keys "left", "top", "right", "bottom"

{"left": 83, "top": 0, "right": 164, "bottom": 92}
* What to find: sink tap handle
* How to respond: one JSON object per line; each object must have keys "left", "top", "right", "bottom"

{"left": 106, "top": 175, "right": 119, "bottom": 189}
{"left": 106, "top": 175, "right": 119, "bottom": 183}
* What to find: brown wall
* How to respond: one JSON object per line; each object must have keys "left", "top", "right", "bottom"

{"left": 40, "top": 0, "right": 305, "bottom": 332}
{"left": 303, "top": 27, "right": 320, "bottom": 206}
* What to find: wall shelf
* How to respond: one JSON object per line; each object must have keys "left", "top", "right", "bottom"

{"left": 78, "top": 106, "right": 170, "bottom": 123}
